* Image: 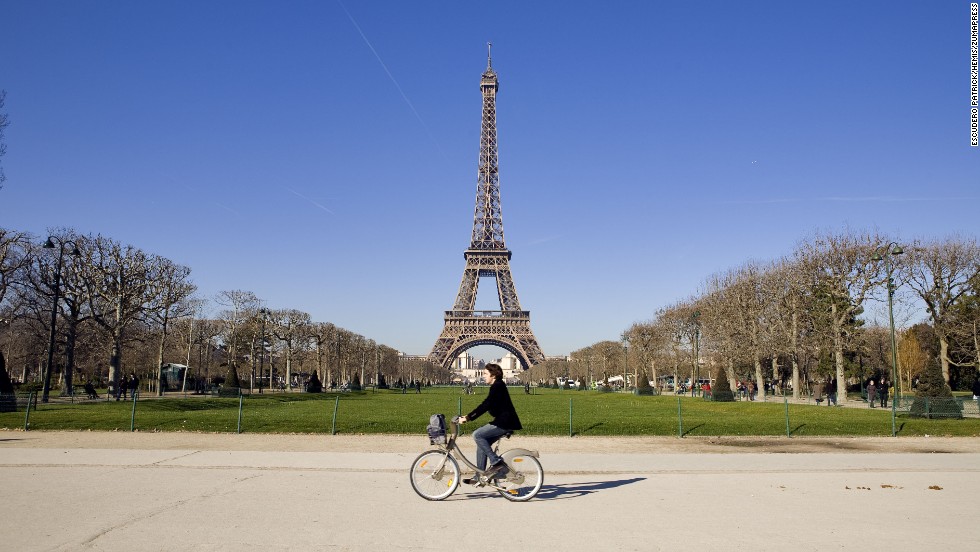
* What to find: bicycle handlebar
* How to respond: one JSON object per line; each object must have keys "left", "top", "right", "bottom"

{"left": 449, "top": 416, "right": 463, "bottom": 439}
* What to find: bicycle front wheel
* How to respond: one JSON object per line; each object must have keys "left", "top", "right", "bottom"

{"left": 410, "top": 450, "right": 460, "bottom": 501}
{"left": 496, "top": 452, "right": 543, "bottom": 502}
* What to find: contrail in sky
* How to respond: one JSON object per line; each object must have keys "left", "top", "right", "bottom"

{"left": 336, "top": 0, "right": 449, "bottom": 162}
{"left": 287, "top": 187, "right": 334, "bottom": 215}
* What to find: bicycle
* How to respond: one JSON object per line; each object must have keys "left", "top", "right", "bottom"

{"left": 409, "top": 416, "right": 544, "bottom": 502}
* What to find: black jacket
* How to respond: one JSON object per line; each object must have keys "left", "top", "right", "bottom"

{"left": 467, "top": 379, "right": 522, "bottom": 431}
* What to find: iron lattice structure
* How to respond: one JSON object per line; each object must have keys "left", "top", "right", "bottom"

{"left": 429, "top": 46, "right": 545, "bottom": 371}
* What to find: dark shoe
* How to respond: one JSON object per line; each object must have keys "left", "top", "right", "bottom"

{"left": 486, "top": 460, "right": 508, "bottom": 476}
{"left": 462, "top": 475, "right": 480, "bottom": 485}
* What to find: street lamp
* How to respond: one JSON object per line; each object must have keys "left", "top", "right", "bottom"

{"left": 691, "top": 311, "right": 701, "bottom": 397}
{"left": 872, "top": 243, "right": 904, "bottom": 437}
{"left": 258, "top": 308, "right": 270, "bottom": 393}
{"left": 41, "top": 236, "right": 80, "bottom": 403}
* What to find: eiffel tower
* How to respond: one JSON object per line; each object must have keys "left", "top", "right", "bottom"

{"left": 429, "top": 45, "right": 545, "bottom": 371}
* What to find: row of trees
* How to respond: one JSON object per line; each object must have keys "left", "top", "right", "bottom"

{"left": 529, "top": 231, "right": 978, "bottom": 403}
{"left": 0, "top": 227, "right": 449, "bottom": 399}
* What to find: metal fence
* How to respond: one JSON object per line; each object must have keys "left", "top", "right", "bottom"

{"left": 2, "top": 387, "right": 978, "bottom": 436}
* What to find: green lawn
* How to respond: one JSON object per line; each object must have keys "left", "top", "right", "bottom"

{"left": 3, "top": 387, "right": 979, "bottom": 437}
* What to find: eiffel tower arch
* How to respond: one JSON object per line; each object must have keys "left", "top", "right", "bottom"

{"left": 429, "top": 45, "right": 545, "bottom": 371}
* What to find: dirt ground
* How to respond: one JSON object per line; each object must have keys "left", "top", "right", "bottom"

{"left": 3, "top": 429, "right": 979, "bottom": 454}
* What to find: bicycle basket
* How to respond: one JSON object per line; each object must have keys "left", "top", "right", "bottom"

{"left": 427, "top": 413, "right": 447, "bottom": 444}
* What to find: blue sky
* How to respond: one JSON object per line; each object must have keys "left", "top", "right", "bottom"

{"left": 1, "top": 1, "right": 978, "bottom": 360}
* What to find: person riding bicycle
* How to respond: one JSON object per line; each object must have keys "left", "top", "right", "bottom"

{"left": 457, "top": 363, "right": 522, "bottom": 484}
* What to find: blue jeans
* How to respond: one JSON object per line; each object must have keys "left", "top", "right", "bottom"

{"left": 472, "top": 424, "right": 509, "bottom": 471}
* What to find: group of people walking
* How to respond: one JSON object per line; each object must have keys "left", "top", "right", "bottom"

{"left": 866, "top": 378, "right": 890, "bottom": 408}
{"left": 113, "top": 373, "right": 139, "bottom": 401}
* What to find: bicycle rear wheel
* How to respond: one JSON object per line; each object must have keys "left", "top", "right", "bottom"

{"left": 496, "top": 451, "right": 543, "bottom": 502}
{"left": 410, "top": 450, "right": 460, "bottom": 501}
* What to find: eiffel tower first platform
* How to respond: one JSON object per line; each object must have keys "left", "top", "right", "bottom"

{"left": 429, "top": 45, "right": 545, "bottom": 371}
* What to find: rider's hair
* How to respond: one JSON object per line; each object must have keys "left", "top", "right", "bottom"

{"left": 485, "top": 363, "right": 503, "bottom": 380}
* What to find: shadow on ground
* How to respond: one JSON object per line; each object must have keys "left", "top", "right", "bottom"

{"left": 534, "top": 477, "right": 646, "bottom": 501}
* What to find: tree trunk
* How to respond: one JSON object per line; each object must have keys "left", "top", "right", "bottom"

{"left": 792, "top": 358, "right": 800, "bottom": 400}
{"left": 60, "top": 320, "right": 79, "bottom": 396}
{"left": 108, "top": 333, "right": 123, "bottom": 394}
{"left": 316, "top": 340, "right": 324, "bottom": 382}
{"left": 754, "top": 358, "right": 765, "bottom": 402}
{"left": 156, "top": 316, "right": 169, "bottom": 396}
{"left": 182, "top": 321, "right": 192, "bottom": 393}
{"left": 286, "top": 343, "right": 293, "bottom": 392}
{"left": 834, "top": 338, "right": 847, "bottom": 404}
{"left": 771, "top": 357, "right": 779, "bottom": 395}
{"left": 938, "top": 335, "right": 951, "bottom": 384}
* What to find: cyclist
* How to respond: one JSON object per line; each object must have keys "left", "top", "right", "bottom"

{"left": 458, "top": 363, "right": 522, "bottom": 484}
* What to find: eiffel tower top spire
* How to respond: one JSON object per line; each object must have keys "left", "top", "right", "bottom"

{"left": 472, "top": 43, "right": 504, "bottom": 250}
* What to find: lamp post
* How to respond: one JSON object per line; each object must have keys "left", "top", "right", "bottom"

{"left": 41, "top": 236, "right": 80, "bottom": 403}
{"left": 872, "top": 243, "right": 903, "bottom": 437}
{"left": 258, "top": 308, "right": 269, "bottom": 393}
{"left": 691, "top": 311, "right": 701, "bottom": 397}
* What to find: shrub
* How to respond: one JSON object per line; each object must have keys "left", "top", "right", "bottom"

{"left": 0, "top": 352, "right": 14, "bottom": 394}
{"left": 0, "top": 352, "right": 15, "bottom": 413}
{"left": 224, "top": 363, "right": 241, "bottom": 389}
{"left": 350, "top": 374, "right": 362, "bottom": 391}
{"left": 634, "top": 370, "right": 654, "bottom": 396}
{"left": 711, "top": 367, "right": 735, "bottom": 402}
{"left": 909, "top": 360, "right": 962, "bottom": 419}
{"left": 306, "top": 371, "right": 323, "bottom": 393}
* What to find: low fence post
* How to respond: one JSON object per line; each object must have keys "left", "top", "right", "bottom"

{"left": 457, "top": 397, "right": 462, "bottom": 418}
{"left": 677, "top": 396, "right": 683, "bottom": 438}
{"left": 236, "top": 391, "right": 244, "bottom": 434}
{"left": 23, "top": 392, "right": 34, "bottom": 431}
{"left": 130, "top": 391, "right": 138, "bottom": 432}
{"left": 331, "top": 396, "right": 339, "bottom": 435}
{"left": 569, "top": 398, "right": 573, "bottom": 437}
{"left": 784, "top": 395, "right": 791, "bottom": 437}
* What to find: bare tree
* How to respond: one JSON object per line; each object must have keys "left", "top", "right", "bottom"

{"left": 84, "top": 236, "right": 157, "bottom": 393}
{"left": 269, "top": 308, "right": 311, "bottom": 390}
{"left": 0, "top": 227, "right": 30, "bottom": 308}
{"left": 700, "top": 263, "right": 774, "bottom": 399}
{"left": 308, "top": 321, "right": 336, "bottom": 386}
{"left": 945, "top": 272, "right": 980, "bottom": 377}
{"left": 146, "top": 258, "right": 195, "bottom": 395}
{"left": 902, "top": 236, "right": 980, "bottom": 383}
{"left": 624, "top": 320, "right": 671, "bottom": 389}
{"left": 20, "top": 230, "right": 91, "bottom": 396}
{"left": 763, "top": 258, "right": 821, "bottom": 399}
{"left": 215, "top": 290, "right": 260, "bottom": 386}
{"left": 797, "top": 231, "right": 889, "bottom": 404}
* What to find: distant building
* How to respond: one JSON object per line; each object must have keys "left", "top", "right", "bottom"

{"left": 455, "top": 352, "right": 483, "bottom": 382}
